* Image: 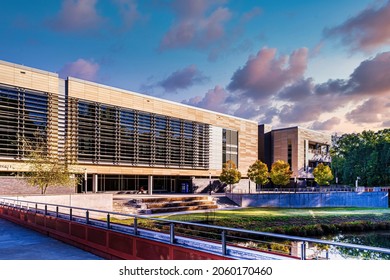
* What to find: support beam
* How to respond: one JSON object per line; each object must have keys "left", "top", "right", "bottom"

{"left": 148, "top": 175, "right": 153, "bottom": 195}
{"left": 93, "top": 174, "right": 98, "bottom": 193}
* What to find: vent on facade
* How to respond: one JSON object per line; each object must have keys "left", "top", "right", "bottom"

{"left": 20, "top": 71, "right": 26, "bottom": 74}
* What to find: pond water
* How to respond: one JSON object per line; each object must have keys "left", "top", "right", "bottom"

{"left": 315, "top": 230, "right": 390, "bottom": 260}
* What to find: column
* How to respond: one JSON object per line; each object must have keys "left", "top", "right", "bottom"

{"left": 92, "top": 174, "right": 98, "bottom": 193}
{"left": 148, "top": 175, "right": 153, "bottom": 195}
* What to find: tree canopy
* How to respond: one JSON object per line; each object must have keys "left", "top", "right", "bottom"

{"left": 23, "top": 137, "right": 78, "bottom": 194}
{"left": 219, "top": 160, "right": 241, "bottom": 191}
{"left": 331, "top": 129, "right": 390, "bottom": 187}
{"left": 270, "top": 160, "right": 292, "bottom": 187}
{"left": 247, "top": 160, "right": 269, "bottom": 186}
{"left": 313, "top": 163, "right": 334, "bottom": 186}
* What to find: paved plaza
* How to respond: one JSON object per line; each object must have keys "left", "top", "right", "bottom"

{"left": 0, "top": 218, "right": 102, "bottom": 260}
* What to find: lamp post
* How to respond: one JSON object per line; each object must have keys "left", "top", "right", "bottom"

{"left": 355, "top": 176, "right": 360, "bottom": 191}
{"left": 294, "top": 176, "right": 297, "bottom": 193}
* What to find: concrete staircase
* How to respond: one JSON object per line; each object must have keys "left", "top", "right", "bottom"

{"left": 114, "top": 196, "right": 218, "bottom": 215}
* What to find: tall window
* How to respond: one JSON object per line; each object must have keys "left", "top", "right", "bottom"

{"left": 75, "top": 98, "right": 210, "bottom": 169}
{"left": 0, "top": 84, "right": 49, "bottom": 158}
{"left": 222, "top": 129, "right": 238, "bottom": 167}
{"left": 287, "top": 140, "right": 292, "bottom": 169}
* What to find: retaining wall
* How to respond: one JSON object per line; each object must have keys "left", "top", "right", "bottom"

{"left": 3, "top": 194, "right": 113, "bottom": 213}
{"left": 229, "top": 191, "right": 389, "bottom": 208}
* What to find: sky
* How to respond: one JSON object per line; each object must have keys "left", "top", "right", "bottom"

{"left": 1, "top": 0, "right": 390, "bottom": 134}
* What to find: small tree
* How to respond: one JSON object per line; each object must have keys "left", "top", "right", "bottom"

{"left": 247, "top": 160, "right": 269, "bottom": 191}
{"left": 219, "top": 160, "right": 241, "bottom": 193}
{"left": 270, "top": 160, "right": 292, "bottom": 188}
{"left": 313, "top": 163, "right": 334, "bottom": 187}
{"left": 23, "top": 136, "right": 78, "bottom": 194}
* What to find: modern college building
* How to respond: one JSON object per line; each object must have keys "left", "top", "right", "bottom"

{"left": 0, "top": 60, "right": 258, "bottom": 195}
{"left": 258, "top": 124, "right": 332, "bottom": 187}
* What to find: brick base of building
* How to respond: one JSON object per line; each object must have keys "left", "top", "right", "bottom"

{"left": 0, "top": 177, "right": 76, "bottom": 196}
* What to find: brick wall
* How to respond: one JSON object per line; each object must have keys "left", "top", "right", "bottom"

{"left": 0, "top": 177, "right": 75, "bottom": 195}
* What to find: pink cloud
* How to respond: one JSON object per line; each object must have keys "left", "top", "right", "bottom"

{"left": 59, "top": 58, "right": 100, "bottom": 81}
{"left": 159, "top": 0, "right": 231, "bottom": 50}
{"left": 324, "top": 1, "right": 390, "bottom": 52}
{"left": 346, "top": 97, "right": 390, "bottom": 124}
{"left": 182, "top": 85, "right": 229, "bottom": 113}
{"left": 311, "top": 117, "right": 341, "bottom": 131}
{"left": 227, "top": 47, "right": 308, "bottom": 100}
{"left": 113, "top": 0, "right": 142, "bottom": 30}
{"left": 159, "top": 65, "right": 208, "bottom": 92}
{"left": 47, "top": 0, "right": 104, "bottom": 32}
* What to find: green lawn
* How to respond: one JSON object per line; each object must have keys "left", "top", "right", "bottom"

{"left": 155, "top": 208, "right": 390, "bottom": 236}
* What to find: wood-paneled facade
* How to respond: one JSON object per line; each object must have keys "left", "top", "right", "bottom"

{"left": 0, "top": 60, "right": 258, "bottom": 194}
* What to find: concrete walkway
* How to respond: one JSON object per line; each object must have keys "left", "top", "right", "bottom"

{"left": 0, "top": 218, "right": 102, "bottom": 260}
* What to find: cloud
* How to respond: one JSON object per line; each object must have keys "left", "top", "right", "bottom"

{"left": 241, "top": 7, "right": 262, "bottom": 22}
{"left": 346, "top": 51, "right": 390, "bottom": 95}
{"left": 158, "top": 65, "right": 208, "bottom": 92}
{"left": 47, "top": 0, "right": 104, "bottom": 32}
{"left": 113, "top": 0, "right": 143, "bottom": 30}
{"left": 346, "top": 97, "right": 390, "bottom": 123}
{"left": 227, "top": 47, "right": 308, "bottom": 100}
{"left": 59, "top": 58, "right": 100, "bottom": 81}
{"left": 311, "top": 117, "right": 341, "bottom": 130}
{"left": 182, "top": 85, "right": 229, "bottom": 113}
{"left": 159, "top": 0, "right": 231, "bottom": 50}
{"left": 324, "top": 1, "right": 390, "bottom": 52}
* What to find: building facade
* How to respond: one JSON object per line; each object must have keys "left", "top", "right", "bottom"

{"left": 0, "top": 60, "right": 258, "bottom": 195}
{"left": 258, "top": 125, "right": 332, "bottom": 186}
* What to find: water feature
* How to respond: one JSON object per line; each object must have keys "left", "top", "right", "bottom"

{"left": 315, "top": 231, "right": 390, "bottom": 260}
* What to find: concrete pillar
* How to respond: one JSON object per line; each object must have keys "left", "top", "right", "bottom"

{"left": 148, "top": 175, "right": 153, "bottom": 195}
{"left": 92, "top": 174, "right": 98, "bottom": 193}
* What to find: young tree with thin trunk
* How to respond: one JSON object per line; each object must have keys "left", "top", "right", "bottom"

{"left": 247, "top": 160, "right": 269, "bottom": 191}
{"left": 313, "top": 163, "right": 334, "bottom": 187}
{"left": 219, "top": 160, "right": 241, "bottom": 193}
{"left": 23, "top": 136, "right": 79, "bottom": 194}
{"left": 270, "top": 160, "right": 292, "bottom": 188}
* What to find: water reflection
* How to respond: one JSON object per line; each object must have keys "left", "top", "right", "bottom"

{"left": 321, "top": 231, "right": 390, "bottom": 260}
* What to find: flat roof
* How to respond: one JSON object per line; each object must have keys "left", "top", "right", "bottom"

{"left": 0, "top": 59, "right": 58, "bottom": 78}
{"left": 1, "top": 59, "right": 257, "bottom": 124}
{"left": 262, "top": 124, "right": 332, "bottom": 136}
{"left": 69, "top": 77, "right": 258, "bottom": 124}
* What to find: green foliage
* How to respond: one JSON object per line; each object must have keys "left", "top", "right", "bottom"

{"left": 270, "top": 160, "right": 292, "bottom": 187}
{"left": 219, "top": 160, "right": 241, "bottom": 190}
{"left": 313, "top": 163, "right": 334, "bottom": 186}
{"left": 331, "top": 129, "right": 390, "bottom": 186}
{"left": 247, "top": 160, "right": 269, "bottom": 186}
{"left": 23, "top": 137, "right": 79, "bottom": 194}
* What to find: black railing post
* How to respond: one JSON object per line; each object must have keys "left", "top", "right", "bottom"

{"left": 107, "top": 213, "right": 111, "bottom": 229}
{"left": 134, "top": 217, "right": 138, "bottom": 235}
{"left": 170, "top": 223, "right": 175, "bottom": 244}
{"left": 222, "top": 230, "right": 227, "bottom": 255}
{"left": 86, "top": 210, "right": 89, "bottom": 224}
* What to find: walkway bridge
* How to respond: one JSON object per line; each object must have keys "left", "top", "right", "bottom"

{"left": 1, "top": 197, "right": 389, "bottom": 260}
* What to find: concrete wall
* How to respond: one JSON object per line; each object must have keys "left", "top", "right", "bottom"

{"left": 192, "top": 178, "right": 257, "bottom": 194}
{"left": 3, "top": 193, "right": 113, "bottom": 212}
{"left": 229, "top": 191, "right": 389, "bottom": 208}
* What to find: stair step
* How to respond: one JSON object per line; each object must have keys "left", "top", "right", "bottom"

{"left": 139, "top": 196, "right": 210, "bottom": 203}
{"left": 144, "top": 200, "right": 214, "bottom": 209}
{"left": 144, "top": 204, "right": 218, "bottom": 214}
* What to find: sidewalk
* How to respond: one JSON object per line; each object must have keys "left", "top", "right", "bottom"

{"left": 0, "top": 218, "right": 102, "bottom": 260}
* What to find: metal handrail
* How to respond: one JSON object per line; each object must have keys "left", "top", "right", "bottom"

{"left": 1, "top": 197, "right": 390, "bottom": 259}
